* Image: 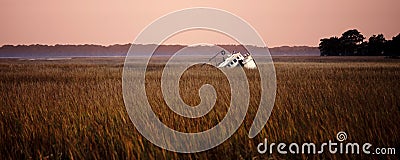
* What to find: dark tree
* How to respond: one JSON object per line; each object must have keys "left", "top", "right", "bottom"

{"left": 319, "top": 37, "right": 341, "bottom": 56}
{"left": 339, "top": 29, "right": 365, "bottom": 56}
{"left": 357, "top": 41, "right": 369, "bottom": 56}
{"left": 384, "top": 34, "right": 400, "bottom": 57}
{"left": 367, "top": 34, "right": 386, "bottom": 56}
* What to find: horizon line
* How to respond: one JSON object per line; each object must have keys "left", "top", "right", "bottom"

{"left": 0, "top": 43, "right": 318, "bottom": 48}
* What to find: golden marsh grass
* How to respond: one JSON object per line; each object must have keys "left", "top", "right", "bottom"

{"left": 0, "top": 57, "right": 399, "bottom": 159}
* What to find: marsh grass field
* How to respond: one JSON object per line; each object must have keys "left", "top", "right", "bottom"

{"left": 0, "top": 56, "right": 399, "bottom": 159}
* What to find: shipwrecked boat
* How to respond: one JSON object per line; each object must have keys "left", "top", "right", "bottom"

{"left": 208, "top": 50, "right": 257, "bottom": 69}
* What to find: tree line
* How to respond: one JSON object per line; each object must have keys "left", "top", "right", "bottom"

{"left": 319, "top": 29, "right": 400, "bottom": 56}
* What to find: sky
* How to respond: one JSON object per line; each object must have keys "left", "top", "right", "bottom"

{"left": 1, "top": 0, "right": 399, "bottom": 47}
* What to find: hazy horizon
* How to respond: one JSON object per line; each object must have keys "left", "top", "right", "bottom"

{"left": 0, "top": 43, "right": 320, "bottom": 47}
{"left": 1, "top": 0, "right": 399, "bottom": 47}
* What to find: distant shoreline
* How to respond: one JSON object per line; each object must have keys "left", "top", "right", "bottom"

{"left": 0, "top": 44, "right": 320, "bottom": 57}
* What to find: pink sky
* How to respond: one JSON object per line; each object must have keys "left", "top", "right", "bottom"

{"left": 1, "top": 0, "right": 399, "bottom": 47}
